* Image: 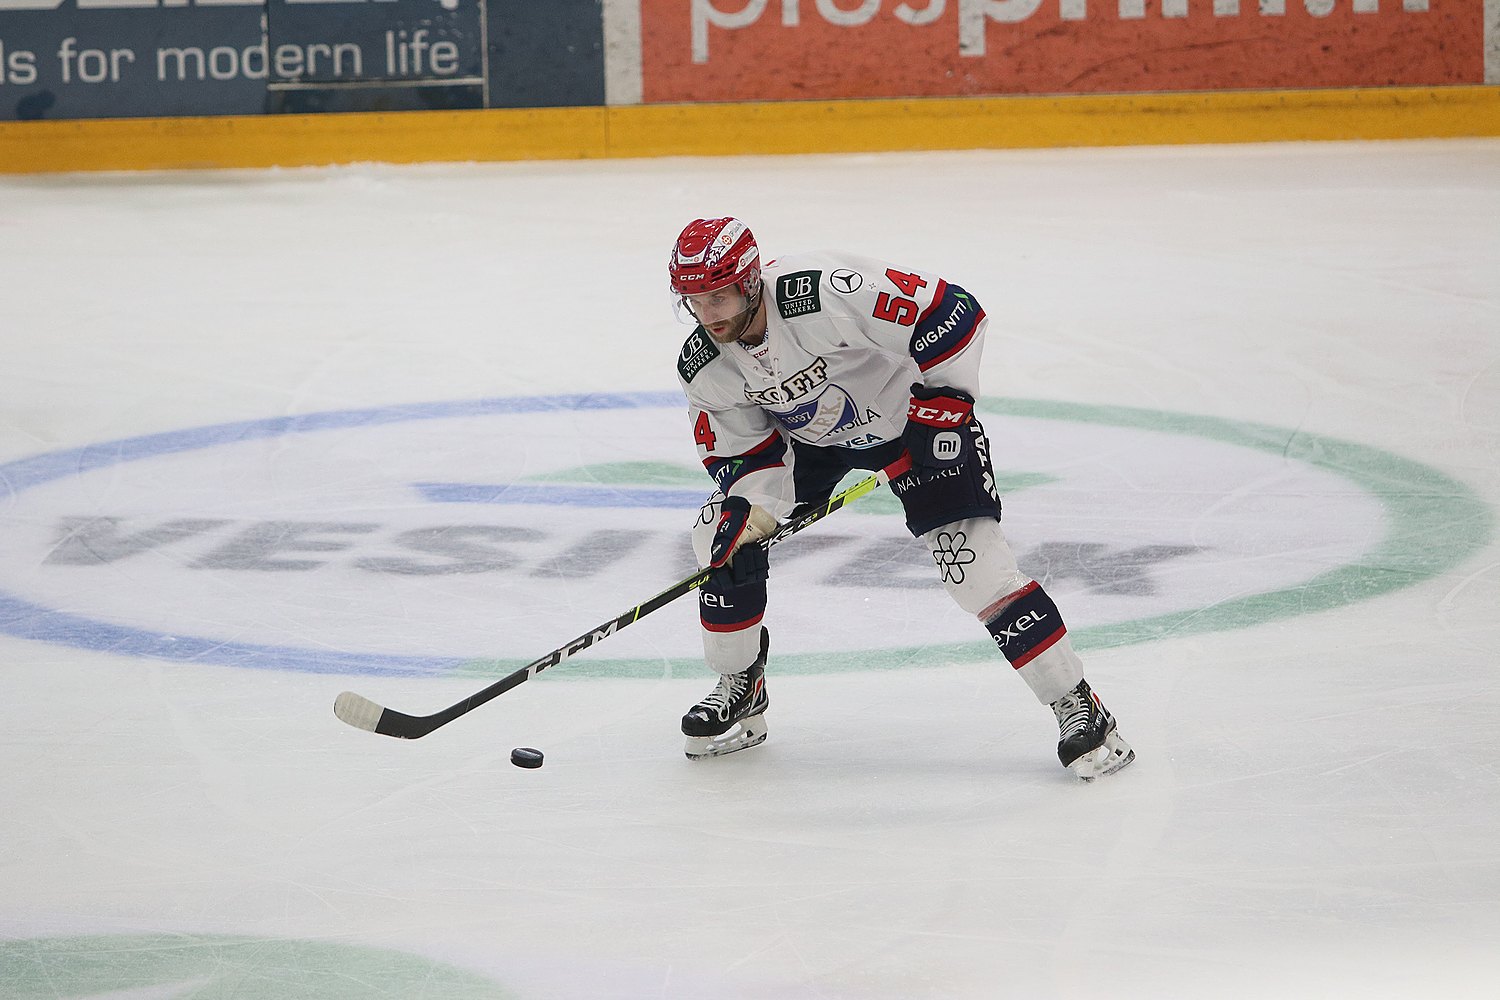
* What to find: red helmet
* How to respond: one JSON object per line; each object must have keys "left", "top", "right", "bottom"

{"left": 668, "top": 218, "right": 762, "bottom": 300}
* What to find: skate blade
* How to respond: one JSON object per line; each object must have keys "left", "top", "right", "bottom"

{"left": 1069, "top": 729, "right": 1135, "bottom": 782}
{"left": 684, "top": 714, "right": 768, "bottom": 760}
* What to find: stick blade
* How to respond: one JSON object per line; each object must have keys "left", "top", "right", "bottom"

{"left": 334, "top": 691, "right": 439, "bottom": 739}
{"left": 334, "top": 691, "right": 387, "bottom": 733}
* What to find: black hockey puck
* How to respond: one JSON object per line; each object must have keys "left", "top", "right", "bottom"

{"left": 510, "top": 747, "right": 544, "bottom": 769}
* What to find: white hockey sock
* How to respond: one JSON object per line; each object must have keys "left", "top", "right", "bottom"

{"left": 701, "top": 622, "right": 764, "bottom": 676}
{"left": 925, "top": 516, "right": 1084, "bottom": 705}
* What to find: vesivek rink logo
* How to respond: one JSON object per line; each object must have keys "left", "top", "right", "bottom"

{"left": 0, "top": 392, "right": 1485, "bottom": 678}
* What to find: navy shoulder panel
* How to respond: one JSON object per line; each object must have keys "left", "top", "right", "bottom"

{"left": 910, "top": 282, "right": 984, "bottom": 372}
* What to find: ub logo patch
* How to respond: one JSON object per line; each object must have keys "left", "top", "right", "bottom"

{"left": 777, "top": 271, "right": 822, "bottom": 319}
{"left": 678, "top": 329, "right": 720, "bottom": 383}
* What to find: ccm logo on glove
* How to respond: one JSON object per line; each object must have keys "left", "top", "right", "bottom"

{"left": 903, "top": 384, "right": 976, "bottom": 476}
{"left": 906, "top": 400, "right": 970, "bottom": 426}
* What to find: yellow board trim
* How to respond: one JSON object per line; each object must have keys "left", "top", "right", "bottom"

{"left": 2, "top": 86, "right": 1497, "bottom": 174}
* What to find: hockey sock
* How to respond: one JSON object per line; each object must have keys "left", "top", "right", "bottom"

{"left": 699, "top": 577, "right": 767, "bottom": 674}
{"left": 980, "top": 582, "right": 1084, "bottom": 705}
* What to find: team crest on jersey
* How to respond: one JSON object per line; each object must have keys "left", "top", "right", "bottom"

{"left": 776, "top": 270, "right": 822, "bottom": 319}
{"left": 769, "top": 383, "right": 861, "bottom": 440}
{"left": 744, "top": 357, "right": 829, "bottom": 408}
{"left": 677, "top": 328, "right": 719, "bottom": 383}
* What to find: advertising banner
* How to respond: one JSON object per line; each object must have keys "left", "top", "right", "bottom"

{"left": 0, "top": 0, "right": 265, "bottom": 120}
{"left": 0, "top": 0, "right": 603, "bottom": 120}
{"left": 262, "top": 0, "right": 486, "bottom": 114}
{"left": 640, "top": 0, "right": 1485, "bottom": 103}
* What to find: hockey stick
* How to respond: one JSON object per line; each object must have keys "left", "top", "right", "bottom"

{"left": 333, "top": 464, "right": 898, "bottom": 739}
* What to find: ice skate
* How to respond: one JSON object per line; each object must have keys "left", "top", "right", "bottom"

{"left": 1051, "top": 680, "right": 1135, "bottom": 781}
{"left": 683, "top": 627, "right": 770, "bottom": 760}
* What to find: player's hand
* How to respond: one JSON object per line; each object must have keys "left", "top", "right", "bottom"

{"left": 902, "top": 383, "right": 975, "bottom": 478}
{"left": 708, "top": 495, "right": 777, "bottom": 568}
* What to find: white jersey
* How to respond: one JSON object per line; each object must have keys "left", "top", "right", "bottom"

{"left": 676, "top": 250, "right": 989, "bottom": 518}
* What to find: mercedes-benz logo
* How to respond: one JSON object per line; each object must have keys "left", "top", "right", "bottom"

{"left": 830, "top": 269, "right": 863, "bottom": 294}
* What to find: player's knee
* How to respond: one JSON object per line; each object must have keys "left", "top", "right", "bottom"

{"left": 924, "top": 517, "right": 1029, "bottom": 616}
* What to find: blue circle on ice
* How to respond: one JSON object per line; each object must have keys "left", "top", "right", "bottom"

{"left": 0, "top": 391, "right": 1486, "bottom": 678}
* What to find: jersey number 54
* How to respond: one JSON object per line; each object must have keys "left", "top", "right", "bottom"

{"left": 872, "top": 268, "right": 927, "bottom": 327}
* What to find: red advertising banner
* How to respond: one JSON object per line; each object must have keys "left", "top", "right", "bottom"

{"left": 640, "top": 0, "right": 1484, "bottom": 103}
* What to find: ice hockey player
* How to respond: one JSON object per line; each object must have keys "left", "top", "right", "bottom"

{"left": 668, "top": 217, "right": 1134, "bottom": 781}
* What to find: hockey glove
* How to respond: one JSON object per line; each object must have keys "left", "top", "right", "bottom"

{"left": 708, "top": 495, "right": 776, "bottom": 587}
{"left": 902, "top": 383, "right": 976, "bottom": 478}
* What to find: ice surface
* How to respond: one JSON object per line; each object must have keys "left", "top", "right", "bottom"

{"left": 2, "top": 139, "right": 1498, "bottom": 999}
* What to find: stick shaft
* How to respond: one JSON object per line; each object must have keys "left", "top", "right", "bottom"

{"left": 334, "top": 468, "right": 890, "bottom": 739}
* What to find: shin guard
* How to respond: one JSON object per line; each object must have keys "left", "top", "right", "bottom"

{"left": 699, "top": 578, "right": 767, "bottom": 674}
{"left": 980, "top": 582, "right": 1084, "bottom": 705}
{"left": 693, "top": 492, "right": 772, "bottom": 673}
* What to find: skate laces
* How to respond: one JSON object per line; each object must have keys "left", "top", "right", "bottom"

{"left": 1052, "top": 686, "right": 1096, "bottom": 740}
{"left": 701, "top": 671, "right": 750, "bottom": 715}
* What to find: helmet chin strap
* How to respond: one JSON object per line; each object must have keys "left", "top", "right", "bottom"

{"left": 730, "top": 282, "right": 766, "bottom": 342}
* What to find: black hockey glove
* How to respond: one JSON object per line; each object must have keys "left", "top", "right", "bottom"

{"left": 709, "top": 540, "right": 770, "bottom": 588}
{"left": 901, "top": 383, "right": 976, "bottom": 478}
{"left": 708, "top": 495, "right": 775, "bottom": 588}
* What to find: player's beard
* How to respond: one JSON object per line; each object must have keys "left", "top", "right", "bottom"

{"left": 704, "top": 296, "right": 761, "bottom": 344}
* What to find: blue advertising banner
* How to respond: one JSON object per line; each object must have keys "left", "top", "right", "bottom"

{"left": 487, "top": 0, "right": 602, "bottom": 109}
{"left": 263, "top": 0, "right": 485, "bottom": 114}
{"left": 0, "top": 0, "right": 603, "bottom": 121}
{"left": 0, "top": 0, "right": 265, "bottom": 120}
